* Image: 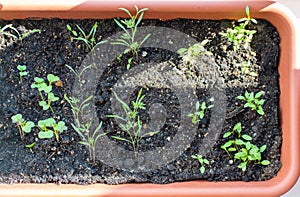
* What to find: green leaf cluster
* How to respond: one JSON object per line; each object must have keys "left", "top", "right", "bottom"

{"left": 237, "top": 91, "right": 265, "bottom": 115}
{"left": 31, "top": 74, "right": 60, "bottom": 113}
{"left": 221, "top": 122, "right": 270, "bottom": 171}
{"left": 38, "top": 118, "right": 67, "bottom": 141}
{"left": 11, "top": 114, "right": 34, "bottom": 140}
{"left": 64, "top": 94, "right": 106, "bottom": 163}
{"left": 17, "top": 65, "right": 28, "bottom": 82}
{"left": 220, "top": 5, "right": 257, "bottom": 51}
{"left": 188, "top": 101, "right": 213, "bottom": 124}
{"left": 191, "top": 154, "right": 209, "bottom": 174}
{"left": 107, "top": 88, "right": 158, "bottom": 151}
{"left": 111, "top": 6, "right": 151, "bottom": 69}
{"left": 177, "top": 39, "right": 213, "bottom": 66}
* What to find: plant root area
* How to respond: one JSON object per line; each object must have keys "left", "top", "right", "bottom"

{"left": 0, "top": 18, "right": 281, "bottom": 184}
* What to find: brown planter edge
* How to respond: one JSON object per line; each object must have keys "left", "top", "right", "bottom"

{"left": 0, "top": 0, "right": 299, "bottom": 196}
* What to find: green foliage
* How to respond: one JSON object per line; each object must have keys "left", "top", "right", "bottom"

{"left": 240, "top": 60, "right": 258, "bottom": 77}
{"left": 111, "top": 6, "right": 151, "bottom": 69}
{"left": 65, "top": 64, "right": 92, "bottom": 79}
{"left": 31, "top": 74, "right": 60, "bottom": 113}
{"left": 25, "top": 142, "right": 36, "bottom": 153}
{"left": 221, "top": 122, "right": 270, "bottom": 171}
{"left": 67, "top": 22, "right": 96, "bottom": 51}
{"left": 188, "top": 101, "right": 213, "bottom": 124}
{"left": 17, "top": 65, "right": 28, "bottom": 83}
{"left": 191, "top": 154, "right": 209, "bottom": 174}
{"left": 20, "top": 29, "right": 41, "bottom": 41}
{"left": 37, "top": 118, "right": 67, "bottom": 141}
{"left": 220, "top": 5, "right": 257, "bottom": 51}
{"left": 107, "top": 88, "right": 158, "bottom": 152}
{"left": 237, "top": 91, "right": 265, "bottom": 115}
{"left": 11, "top": 114, "right": 34, "bottom": 140}
{"left": 177, "top": 39, "right": 213, "bottom": 66}
{"left": 64, "top": 94, "right": 106, "bottom": 163}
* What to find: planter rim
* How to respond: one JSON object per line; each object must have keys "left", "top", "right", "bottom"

{"left": 0, "top": 1, "right": 299, "bottom": 197}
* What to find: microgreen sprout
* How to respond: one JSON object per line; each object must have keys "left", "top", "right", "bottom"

{"left": 191, "top": 154, "right": 209, "bottom": 173}
{"left": 31, "top": 74, "right": 60, "bottom": 113}
{"left": 237, "top": 91, "right": 265, "bottom": 115}
{"left": 111, "top": 6, "right": 151, "bottom": 69}
{"left": 65, "top": 64, "right": 92, "bottom": 79}
{"left": 221, "top": 122, "right": 270, "bottom": 171}
{"left": 177, "top": 39, "right": 213, "bottom": 66}
{"left": 219, "top": 6, "right": 257, "bottom": 51}
{"left": 107, "top": 88, "right": 158, "bottom": 152}
{"left": 64, "top": 94, "right": 106, "bottom": 163}
{"left": 188, "top": 101, "right": 213, "bottom": 124}
{"left": 241, "top": 60, "right": 258, "bottom": 77}
{"left": 66, "top": 22, "right": 106, "bottom": 51}
{"left": 25, "top": 142, "right": 36, "bottom": 153}
{"left": 17, "top": 65, "right": 28, "bottom": 83}
{"left": 11, "top": 114, "right": 34, "bottom": 140}
{"left": 37, "top": 118, "right": 67, "bottom": 141}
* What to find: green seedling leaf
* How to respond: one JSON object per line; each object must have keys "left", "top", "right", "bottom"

{"left": 200, "top": 166, "right": 205, "bottom": 174}
{"left": 23, "top": 121, "right": 35, "bottom": 133}
{"left": 242, "top": 134, "right": 252, "bottom": 141}
{"left": 38, "top": 130, "right": 54, "bottom": 139}
{"left": 11, "top": 114, "right": 23, "bottom": 124}
{"left": 17, "top": 65, "right": 26, "bottom": 71}
{"left": 47, "top": 74, "right": 60, "bottom": 84}
{"left": 223, "top": 132, "right": 232, "bottom": 138}
{"left": 48, "top": 92, "right": 59, "bottom": 102}
{"left": 261, "top": 160, "right": 270, "bottom": 165}
{"left": 39, "top": 101, "right": 49, "bottom": 110}
{"left": 260, "top": 145, "right": 267, "bottom": 152}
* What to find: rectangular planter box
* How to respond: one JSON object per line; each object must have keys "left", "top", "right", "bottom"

{"left": 0, "top": 0, "right": 299, "bottom": 196}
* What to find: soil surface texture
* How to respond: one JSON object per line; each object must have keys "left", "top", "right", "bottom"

{"left": 0, "top": 18, "right": 281, "bottom": 184}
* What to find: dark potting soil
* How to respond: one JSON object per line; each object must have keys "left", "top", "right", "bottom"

{"left": 0, "top": 18, "right": 281, "bottom": 184}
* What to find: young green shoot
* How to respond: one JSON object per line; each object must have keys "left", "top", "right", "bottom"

{"left": 241, "top": 60, "right": 258, "bottom": 77}
{"left": 188, "top": 101, "right": 213, "bottom": 124}
{"left": 17, "top": 65, "right": 28, "bottom": 83}
{"left": 66, "top": 22, "right": 106, "bottom": 51}
{"left": 107, "top": 88, "right": 158, "bottom": 152}
{"left": 38, "top": 118, "right": 67, "bottom": 141}
{"left": 177, "top": 39, "right": 213, "bottom": 66}
{"left": 11, "top": 114, "right": 34, "bottom": 140}
{"left": 191, "top": 154, "right": 209, "bottom": 174}
{"left": 31, "top": 74, "right": 60, "bottom": 113}
{"left": 25, "top": 142, "right": 36, "bottom": 153}
{"left": 219, "top": 5, "right": 257, "bottom": 51}
{"left": 65, "top": 64, "right": 92, "bottom": 79}
{"left": 221, "top": 122, "right": 270, "bottom": 171}
{"left": 237, "top": 91, "right": 265, "bottom": 115}
{"left": 64, "top": 94, "right": 106, "bottom": 163}
{"left": 111, "top": 6, "right": 151, "bottom": 69}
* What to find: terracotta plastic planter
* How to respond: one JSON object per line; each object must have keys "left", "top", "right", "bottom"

{"left": 0, "top": 0, "right": 299, "bottom": 196}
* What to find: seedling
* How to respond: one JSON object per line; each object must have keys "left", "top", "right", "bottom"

{"left": 107, "top": 88, "right": 158, "bottom": 152}
{"left": 20, "top": 29, "right": 41, "bottom": 41}
{"left": 17, "top": 65, "right": 28, "bottom": 83}
{"left": 191, "top": 154, "right": 209, "bottom": 173}
{"left": 241, "top": 60, "right": 258, "bottom": 77}
{"left": 25, "top": 142, "right": 36, "bottom": 153}
{"left": 237, "top": 91, "right": 265, "bottom": 115}
{"left": 221, "top": 122, "right": 270, "bottom": 171}
{"left": 219, "top": 6, "right": 257, "bottom": 51}
{"left": 31, "top": 74, "right": 60, "bottom": 113}
{"left": 67, "top": 22, "right": 106, "bottom": 51}
{"left": 111, "top": 6, "right": 151, "bottom": 69}
{"left": 177, "top": 39, "right": 213, "bottom": 66}
{"left": 11, "top": 114, "right": 34, "bottom": 140}
{"left": 188, "top": 101, "right": 213, "bottom": 124}
{"left": 38, "top": 118, "right": 67, "bottom": 141}
{"left": 65, "top": 64, "right": 92, "bottom": 79}
{"left": 64, "top": 94, "right": 106, "bottom": 163}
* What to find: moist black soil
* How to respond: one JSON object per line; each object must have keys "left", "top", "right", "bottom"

{"left": 0, "top": 18, "right": 281, "bottom": 184}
